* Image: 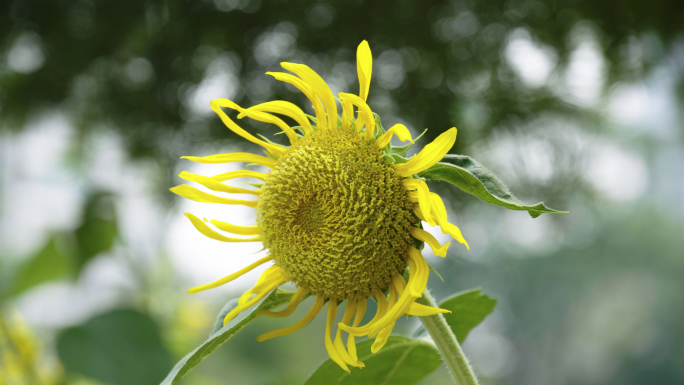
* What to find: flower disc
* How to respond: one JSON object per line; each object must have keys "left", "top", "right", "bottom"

{"left": 257, "top": 128, "right": 416, "bottom": 299}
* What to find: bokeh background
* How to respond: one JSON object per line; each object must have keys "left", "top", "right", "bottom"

{"left": 1, "top": 0, "right": 683, "bottom": 384}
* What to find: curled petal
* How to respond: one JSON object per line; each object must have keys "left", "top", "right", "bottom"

{"left": 394, "top": 128, "right": 457, "bottom": 177}
{"left": 410, "top": 227, "right": 451, "bottom": 257}
{"left": 402, "top": 179, "right": 434, "bottom": 225}
{"left": 210, "top": 99, "right": 286, "bottom": 157}
{"left": 245, "top": 100, "right": 312, "bottom": 135}
{"left": 376, "top": 124, "right": 413, "bottom": 149}
{"left": 338, "top": 92, "right": 375, "bottom": 139}
{"left": 267, "top": 72, "right": 326, "bottom": 128}
{"left": 281, "top": 63, "right": 338, "bottom": 130}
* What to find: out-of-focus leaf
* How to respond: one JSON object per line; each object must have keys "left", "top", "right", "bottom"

{"left": 9, "top": 235, "right": 73, "bottom": 296}
{"left": 418, "top": 155, "right": 566, "bottom": 218}
{"left": 439, "top": 289, "right": 498, "bottom": 342}
{"left": 161, "top": 289, "right": 296, "bottom": 385}
{"left": 56, "top": 309, "right": 172, "bottom": 385}
{"left": 73, "top": 193, "right": 118, "bottom": 274}
{"left": 304, "top": 336, "right": 442, "bottom": 385}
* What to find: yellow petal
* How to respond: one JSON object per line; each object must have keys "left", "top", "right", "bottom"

{"left": 406, "top": 302, "right": 450, "bottom": 316}
{"left": 347, "top": 299, "right": 366, "bottom": 362}
{"left": 394, "top": 127, "right": 457, "bottom": 177}
{"left": 333, "top": 301, "right": 364, "bottom": 368}
{"left": 257, "top": 296, "right": 325, "bottom": 341}
{"left": 210, "top": 99, "right": 286, "bottom": 157}
{"left": 187, "top": 255, "right": 274, "bottom": 294}
{"left": 181, "top": 152, "right": 276, "bottom": 168}
{"left": 376, "top": 124, "right": 413, "bottom": 149}
{"left": 428, "top": 193, "right": 470, "bottom": 250}
{"left": 170, "top": 185, "right": 257, "bottom": 208}
{"left": 266, "top": 72, "right": 326, "bottom": 129}
{"left": 246, "top": 100, "right": 312, "bottom": 135}
{"left": 338, "top": 92, "right": 375, "bottom": 140}
{"left": 182, "top": 212, "right": 261, "bottom": 242}
{"left": 281, "top": 63, "right": 338, "bottom": 130}
{"left": 179, "top": 171, "right": 260, "bottom": 196}
{"left": 259, "top": 287, "right": 307, "bottom": 318}
{"left": 223, "top": 273, "right": 288, "bottom": 325}
{"left": 235, "top": 106, "right": 298, "bottom": 144}
{"left": 210, "top": 169, "right": 267, "bottom": 182}
{"left": 402, "top": 179, "right": 434, "bottom": 225}
{"left": 325, "top": 301, "right": 350, "bottom": 373}
{"left": 209, "top": 219, "right": 259, "bottom": 236}
{"left": 410, "top": 227, "right": 451, "bottom": 258}
{"left": 357, "top": 40, "right": 372, "bottom": 102}
{"left": 441, "top": 222, "right": 470, "bottom": 250}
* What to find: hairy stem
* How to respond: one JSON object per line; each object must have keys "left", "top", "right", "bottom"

{"left": 417, "top": 290, "right": 479, "bottom": 385}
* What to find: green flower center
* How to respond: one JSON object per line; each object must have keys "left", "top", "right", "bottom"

{"left": 257, "top": 127, "right": 416, "bottom": 300}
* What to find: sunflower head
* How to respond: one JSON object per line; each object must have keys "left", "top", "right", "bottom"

{"left": 171, "top": 40, "right": 469, "bottom": 372}
{"left": 258, "top": 126, "right": 416, "bottom": 300}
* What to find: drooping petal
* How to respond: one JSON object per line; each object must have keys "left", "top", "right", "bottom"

{"left": 410, "top": 227, "right": 451, "bottom": 258}
{"left": 281, "top": 62, "right": 338, "bottom": 130}
{"left": 181, "top": 152, "right": 276, "bottom": 168}
{"left": 429, "top": 193, "right": 470, "bottom": 249}
{"left": 406, "top": 302, "right": 450, "bottom": 317}
{"left": 235, "top": 106, "right": 298, "bottom": 144}
{"left": 347, "top": 299, "right": 366, "bottom": 362}
{"left": 245, "top": 100, "right": 312, "bottom": 135}
{"left": 182, "top": 212, "right": 261, "bottom": 242}
{"left": 179, "top": 171, "right": 260, "bottom": 196}
{"left": 210, "top": 99, "right": 286, "bottom": 157}
{"left": 394, "top": 127, "right": 457, "bottom": 177}
{"left": 257, "top": 296, "right": 325, "bottom": 341}
{"left": 187, "top": 255, "right": 274, "bottom": 294}
{"left": 209, "top": 219, "right": 260, "bottom": 236}
{"left": 223, "top": 270, "right": 289, "bottom": 325}
{"left": 375, "top": 123, "right": 413, "bottom": 149}
{"left": 325, "top": 301, "right": 350, "bottom": 373}
{"left": 210, "top": 169, "right": 268, "bottom": 182}
{"left": 338, "top": 289, "right": 387, "bottom": 336}
{"left": 170, "top": 185, "right": 257, "bottom": 208}
{"left": 402, "top": 179, "right": 434, "bottom": 225}
{"left": 334, "top": 301, "right": 364, "bottom": 368}
{"left": 266, "top": 72, "right": 327, "bottom": 128}
{"left": 259, "top": 287, "right": 308, "bottom": 318}
{"left": 357, "top": 40, "right": 372, "bottom": 102}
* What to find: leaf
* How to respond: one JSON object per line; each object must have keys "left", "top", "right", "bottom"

{"left": 9, "top": 235, "right": 73, "bottom": 296}
{"left": 439, "top": 289, "right": 497, "bottom": 342}
{"left": 161, "top": 289, "right": 295, "bottom": 385}
{"left": 56, "top": 309, "right": 172, "bottom": 385}
{"left": 305, "top": 336, "right": 442, "bottom": 385}
{"left": 418, "top": 154, "right": 566, "bottom": 218}
{"left": 73, "top": 193, "right": 118, "bottom": 274}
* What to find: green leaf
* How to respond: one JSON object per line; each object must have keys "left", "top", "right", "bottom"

{"left": 304, "top": 336, "right": 442, "bottom": 385}
{"left": 418, "top": 154, "right": 567, "bottom": 218}
{"left": 161, "top": 289, "right": 295, "bottom": 385}
{"left": 389, "top": 129, "right": 428, "bottom": 158}
{"left": 56, "top": 309, "right": 172, "bottom": 385}
{"left": 73, "top": 193, "right": 118, "bottom": 274}
{"left": 9, "top": 235, "right": 73, "bottom": 296}
{"left": 439, "top": 289, "right": 497, "bottom": 342}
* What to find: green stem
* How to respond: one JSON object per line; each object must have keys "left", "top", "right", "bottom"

{"left": 417, "top": 290, "right": 479, "bottom": 385}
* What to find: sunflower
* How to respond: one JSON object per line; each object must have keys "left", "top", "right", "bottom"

{"left": 171, "top": 41, "right": 469, "bottom": 372}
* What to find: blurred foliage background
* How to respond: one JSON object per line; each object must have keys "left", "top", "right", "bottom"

{"left": 1, "top": 0, "right": 683, "bottom": 384}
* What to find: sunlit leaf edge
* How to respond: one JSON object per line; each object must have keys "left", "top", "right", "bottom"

{"left": 418, "top": 154, "right": 567, "bottom": 218}
{"left": 161, "top": 288, "right": 295, "bottom": 385}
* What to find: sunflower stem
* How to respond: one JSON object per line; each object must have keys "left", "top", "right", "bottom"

{"left": 417, "top": 290, "right": 479, "bottom": 385}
